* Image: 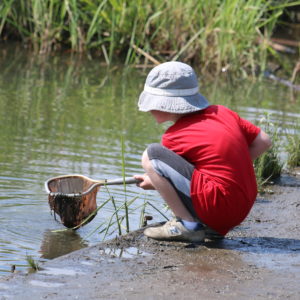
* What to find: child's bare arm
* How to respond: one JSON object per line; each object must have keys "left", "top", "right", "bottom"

{"left": 249, "top": 130, "right": 272, "bottom": 161}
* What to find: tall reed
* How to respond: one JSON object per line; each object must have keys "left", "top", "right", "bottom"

{"left": 120, "top": 135, "right": 130, "bottom": 233}
{"left": 1, "top": 0, "right": 298, "bottom": 74}
{"left": 82, "top": 136, "right": 170, "bottom": 240}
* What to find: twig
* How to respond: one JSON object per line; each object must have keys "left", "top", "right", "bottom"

{"left": 265, "top": 71, "right": 300, "bottom": 91}
{"left": 257, "top": 37, "right": 296, "bottom": 54}
{"left": 132, "top": 44, "right": 160, "bottom": 65}
{"left": 291, "top": 61, "right": 300, "bottom": 83}
{"left": 270, "top": 38, "right": 300, "bottom": 48}
{"left": 134, "top": 64, "right": 157, "bottom": 69}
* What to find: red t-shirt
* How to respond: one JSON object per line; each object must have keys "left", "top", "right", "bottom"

{"left": 162, "top": 105, "right": 260, "bottom": 235}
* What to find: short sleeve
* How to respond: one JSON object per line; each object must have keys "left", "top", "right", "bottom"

{"left": 238, "top": 117, "right": 261, "bottom": 145}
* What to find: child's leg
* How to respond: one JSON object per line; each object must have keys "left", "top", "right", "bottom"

{"left": 142, "top": 143, "right": 223, "bottom": 242}
{"left": 142, "top": 149, "right": 194, "bottom": 221}
{"left": 142, "top": 143, "right": 199, "bottom": 222}
{"left": 141, "top": 143, "right": 205, "bottom": 242}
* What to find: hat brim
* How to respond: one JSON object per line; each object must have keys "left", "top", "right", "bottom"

{"left": 138, "top": 91, "right": 210, "bottom": 114}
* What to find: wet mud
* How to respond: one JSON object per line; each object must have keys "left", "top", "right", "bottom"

{"left": 1, "top": 171, "right": 300, "bottom": 299}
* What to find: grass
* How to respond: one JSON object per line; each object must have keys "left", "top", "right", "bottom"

{"left": 26, "top": 254, "right": 41, "bottom": 272}
{"left": 255, "top": 148, "right": 283, "bottom": 189}
{"left": 121, "top": 135, "right": 130, "bottom": 233}
{"left": 1, "top": 0, "right": 299, "bottom": 75}
{"left": 254, "top": 113, "right": 283, "bottom": 190}
{"left": 253, "top": 115, "right": 300, "bottom": 189}
{"left": 82, "top": 137, "right": 168, "bottom": 240}
{"left": 286, "top": 122, "right": 300, "bottom": 168}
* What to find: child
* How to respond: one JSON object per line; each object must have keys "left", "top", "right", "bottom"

{"left": 134, "top": 61, "right": 272, "bottom": 242}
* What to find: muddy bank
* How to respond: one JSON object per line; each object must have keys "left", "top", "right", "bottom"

{"left": 1, "top": 173, "right": 300, "bottom": 300}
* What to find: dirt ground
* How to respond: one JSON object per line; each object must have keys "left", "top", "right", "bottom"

{"left": 1, "top": 171, "right": 300, "bottom": 300}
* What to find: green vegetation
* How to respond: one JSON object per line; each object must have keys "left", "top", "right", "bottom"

{"left": 255, "top": 147, "right": 283, "bottom": 189}
{"left": 286, "top": 123, "right": 300, "bottom": 168}
{"left": 84, "top": 188, "right": 168, "bottom": 240}
{"left": 26, "top": 254, "right": 41, "bottom": 272}
{"left": 1, "top": 0, "right": 299, "bottom": 74}
{"left": 254, "top": 114, "right": 283, "bottom": 189}
{"left": 85, "top": 137, "right": 169, "bottom": 240}
{"left": 253, "top": 116, "right": 300, "bottom": 190}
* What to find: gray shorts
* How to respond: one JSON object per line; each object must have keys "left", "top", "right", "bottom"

{"left": 147, "top": 143, "right": 198, "bottom": 219}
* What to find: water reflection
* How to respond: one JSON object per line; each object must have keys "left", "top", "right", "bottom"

{"left": 40, "top": 230, "right": 88, "bottom": 260}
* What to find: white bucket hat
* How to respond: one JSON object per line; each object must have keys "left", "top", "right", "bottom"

{"left": 138, "top": 61, "right": 209, "bottom": 114}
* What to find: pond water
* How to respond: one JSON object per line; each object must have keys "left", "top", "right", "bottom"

{"left": 0, "top": 44, "right": 299, "bottom": 275}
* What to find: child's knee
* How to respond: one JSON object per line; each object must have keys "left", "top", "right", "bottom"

{"left": 142, "top": 143, "right": 162, "bottom": 170}
{"left": 147, "top": 143, "right": 164, "bottom": 158}
{"left": 141, "top": 149, "right": 151, "bottom": 170}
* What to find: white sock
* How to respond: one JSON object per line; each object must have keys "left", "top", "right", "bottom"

{"left": 181, "top": 219, "right": 200, "bottom": 231}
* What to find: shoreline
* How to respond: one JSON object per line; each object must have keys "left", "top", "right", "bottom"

{"left": 1, "top": 174, "right": 300, "bottom": 299}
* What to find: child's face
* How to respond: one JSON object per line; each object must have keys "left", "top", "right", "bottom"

{"left": 150, "top": 110, "right": 181, "bottom": 124}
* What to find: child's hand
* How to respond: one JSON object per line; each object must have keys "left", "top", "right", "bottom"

{"left": 134, "top": 174, "right": 155, "bottom": 190}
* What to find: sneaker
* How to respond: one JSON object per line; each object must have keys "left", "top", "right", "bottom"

{"left": 204, "top": 226, "right": 224, "bottom": 240}
{"left": 143, "top": 218, "right": 205, "bottom": 243}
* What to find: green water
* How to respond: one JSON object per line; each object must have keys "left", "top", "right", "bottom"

{"left": 0, "top": 44, "right": 299, "bottom": 275}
